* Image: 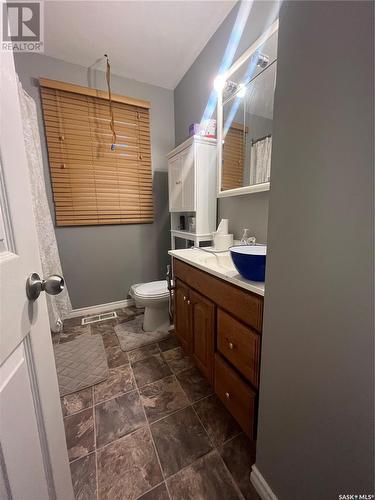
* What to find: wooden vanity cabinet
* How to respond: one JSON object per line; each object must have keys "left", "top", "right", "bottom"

{"left": 173, "top": 258, "right": 263, "bottom": 439}
{"left": 215, "top": 353, "right": 257, "bottom": 437}
{"left": 217, "top": 309, "right": 261, "bottom": 389}
{"left": 174, "top": 279, "right": 215, "bottom": 383}
{"left": 174, "top": 279, "right": 192, "bottom": 355}
{"left": 189, "top": 289, "right": 215, "bottom": 384}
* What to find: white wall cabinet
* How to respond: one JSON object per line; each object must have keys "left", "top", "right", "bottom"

{"left": 168, "top": 144, "right": 196, "bottom": 212}
{"left": 167, "top": 136, "right": 217, "bottom": 249}
{"left": 168, "top": 155, "right": 183, "bottom": 211}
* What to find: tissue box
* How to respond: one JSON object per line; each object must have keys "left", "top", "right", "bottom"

{"left": 189, "top": 119, "right": 216, "bottom": 138}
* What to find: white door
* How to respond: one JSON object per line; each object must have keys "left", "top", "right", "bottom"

{"left": 180, "top": 146, "right": 195, "bottom": 212}
{"left": 168, "top": 155, "right": 183, "bottom": 212}
{"left": 0, "top": 49, "right": 74, "bottom": 499}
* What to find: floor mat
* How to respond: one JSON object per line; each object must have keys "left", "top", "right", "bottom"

{"left": 54, "top": 334, "right": 109, "bottom": 396}
{"left": 115, "top": 315, "right": 170, "bottom": 352}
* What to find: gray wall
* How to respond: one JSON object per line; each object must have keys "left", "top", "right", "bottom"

{"left": 256, "top": 2, "right": 374, "bottom": 498}
{"left": 218, "top": 192, "right": 269, "bottom": 243}
{"left": 15, "top": 54, "right": 174, "bottom": 308}
{"left": 174, "top": 1, "right": 279, "bottom": 242}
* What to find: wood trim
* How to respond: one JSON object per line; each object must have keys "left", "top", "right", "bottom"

{"left": 39, "top": 78, "right": 151, "bottom": 109}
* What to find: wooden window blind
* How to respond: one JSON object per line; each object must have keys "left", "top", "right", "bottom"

{"left": 222, "top": 123, "right": 246, "bottom": 191}
{"left": 40, "top": 78, "right": 153, "bottom": 226}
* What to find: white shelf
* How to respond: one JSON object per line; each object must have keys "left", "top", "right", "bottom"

{"left": 170, "top": 230, "right": 213, "bottom": 250}
{"left": 217, "top": 182, "right": 270, "bottom": 198}
{"left": 168, "top": 136, "right": 217, "bottom": 250}
{"left": 171, "top": 230, "right": 213, "bottom": 240}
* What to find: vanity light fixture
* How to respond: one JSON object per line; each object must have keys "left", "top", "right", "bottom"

{"left": 257, "top": 52, "right": 269, "bottom": 68}
{"left": 237, "top": 83, "right": 246, "bottom": 98}
{"left": 214, "top": 73, "right": 227, "bottom": 92}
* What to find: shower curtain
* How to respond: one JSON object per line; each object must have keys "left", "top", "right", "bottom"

{"left": 249, "top": 136, "right": 272, "bottom": 185}
{"left": 18, "top": 79, "right": 72, "bottom": 332}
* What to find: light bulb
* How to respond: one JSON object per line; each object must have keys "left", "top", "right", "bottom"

{"left": 237, "top": 83, "right": 246, "bottom": 98}
{"left": 213, "top": 74, "right": 227, "bottom": 92}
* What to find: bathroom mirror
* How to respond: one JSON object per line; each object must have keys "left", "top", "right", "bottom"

{"left": 216, "top": 20, "right": 278, "bottom": 197}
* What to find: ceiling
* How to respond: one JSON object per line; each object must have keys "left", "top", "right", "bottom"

{"left": 44, "top": 1, "right": 236, "bottom": 89}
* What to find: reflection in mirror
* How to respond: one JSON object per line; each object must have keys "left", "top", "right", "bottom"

{"left": 221, "top": 59, "right": 276, "bottom": 191}
{"left": 217, "top": 23, "right": 278, "bottom": 195}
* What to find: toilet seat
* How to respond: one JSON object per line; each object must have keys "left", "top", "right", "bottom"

{"left": 132, "top": 280, "right": 169, "bottom": 299}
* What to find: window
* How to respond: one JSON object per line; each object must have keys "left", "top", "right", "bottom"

{"left": 40, "top": 78, "right": 153, "bottom": 226}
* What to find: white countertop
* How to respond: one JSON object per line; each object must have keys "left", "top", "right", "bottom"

{"left": 169, "top": 248, "right": 265, "bottom": 296}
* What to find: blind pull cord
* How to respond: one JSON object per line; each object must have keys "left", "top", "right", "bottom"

{"left": 104, "top": 54, "right": 117, "bottom": 151}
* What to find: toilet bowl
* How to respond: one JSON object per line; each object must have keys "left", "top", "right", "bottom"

{"left": 130, "top": 280, "right": 170, "bottom": 332}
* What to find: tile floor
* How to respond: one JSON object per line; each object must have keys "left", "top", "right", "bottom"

{"left": 55, "top": 307, "right": 260, "bottom": 500}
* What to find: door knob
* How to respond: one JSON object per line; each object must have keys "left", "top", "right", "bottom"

{"left": 26, "top": 273, "right": 65, "bottom": 301}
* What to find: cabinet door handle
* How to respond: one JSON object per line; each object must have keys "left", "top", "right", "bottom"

{"left": 176, "top": 180, "right": 182, "bottom": 185}
{"left": 225, "top": 392, "right": 230, "bottom": 399}
{"left": 187, "top": 299, "right": 191, "bottom": 305}
{"left": 183, "top": 296, "right": 187, "bottom": 301}
{"left": 228, "top": 341, "right": 234, "bottom": 350}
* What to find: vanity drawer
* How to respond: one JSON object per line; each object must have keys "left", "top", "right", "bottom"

{"left": 214, "top": 353, "right": 256, "bottom": 438}
{"left": 217, "top": 309, "right": 260, "bottom": 388}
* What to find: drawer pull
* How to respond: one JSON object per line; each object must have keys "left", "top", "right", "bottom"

{"left": 225, "top": 392, "right": 230, "bottom": 399}
{"left": 228, "top": 341, "right": 234, "bottom": 350}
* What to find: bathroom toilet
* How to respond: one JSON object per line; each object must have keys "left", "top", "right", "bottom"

{"left": 130, "top": 280, "right": 170, "bottom": 332}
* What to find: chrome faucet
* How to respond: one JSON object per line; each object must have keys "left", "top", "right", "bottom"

{"left": 240, "top": 229, "right": 256, "bottom": 245}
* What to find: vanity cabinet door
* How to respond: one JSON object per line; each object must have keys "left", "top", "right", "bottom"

{"left": 174, "top": 280, "right": 192, "bottom": 354}
{"left": 168, "top": 155, "right": 183, "bottom": 212}
{"left": 180, "top": 146, "right": 195, "bottom": 211}
{"left": 189, "top": 289, "right": 215, "bottom": 384}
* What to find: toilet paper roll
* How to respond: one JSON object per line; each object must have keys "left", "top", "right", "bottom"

{"left": 213, "top": 233, "right": 233, "bottom": 251}
{"left": 216, "top": 219, "right": 229, "bottom": 234}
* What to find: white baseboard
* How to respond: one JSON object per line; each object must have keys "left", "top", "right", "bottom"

{"left": 250, "top": 465, "right": 278, "bottom": 500}
{"left": 66, "top": 298, "right": 135, "bottom": 318}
